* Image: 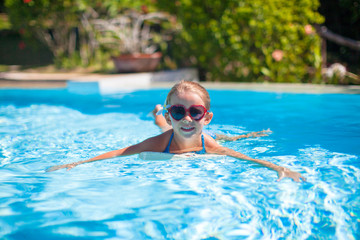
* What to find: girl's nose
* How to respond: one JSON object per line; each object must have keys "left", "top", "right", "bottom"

{"left": 182, "top": 112, "right": 192, "bottom": 121}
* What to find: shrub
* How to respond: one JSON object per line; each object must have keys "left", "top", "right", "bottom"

{"left": 157, "top": 0, "right": 324, "bottom": 82}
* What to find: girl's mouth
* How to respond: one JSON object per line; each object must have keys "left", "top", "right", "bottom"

{"left": 181, "top": 126, "right": 195, "bottom": 132}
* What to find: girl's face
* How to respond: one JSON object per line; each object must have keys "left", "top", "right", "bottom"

{"left": 165, "top": 91, "right": 213, "bottom": 138}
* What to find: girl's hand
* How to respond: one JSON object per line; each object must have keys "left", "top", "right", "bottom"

{"left": 46, "top": 162, "right": 79, "bottom": 172}
{"left": 277, "top": 167, "right": 306, "bottom": 182}
{"left": 246, "top": 129, "right": 272, "bottom": 138}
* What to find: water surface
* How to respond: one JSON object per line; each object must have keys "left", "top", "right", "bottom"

{"left": 1, "top": 89, "right": 359, "bottom": 239}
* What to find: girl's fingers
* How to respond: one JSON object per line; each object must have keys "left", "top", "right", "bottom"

{"left": 46, "top": 165, "right": 64, "bottom": 172}
{"left": 277, "top": 172, "right": 285, "bottom": 181}
{"left": 277, "top": 170, "right": 306, "bottom": 183}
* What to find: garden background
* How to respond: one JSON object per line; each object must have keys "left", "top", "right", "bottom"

{"left": 0, "top": 0, "right": 359, "bottom": 84}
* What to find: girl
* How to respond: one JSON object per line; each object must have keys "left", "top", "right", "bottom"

{"left": 152, "top": 104, "right": 272, "bottom": 141}
{"left": 47, "top": 81, "right": 306, "bottom": 182}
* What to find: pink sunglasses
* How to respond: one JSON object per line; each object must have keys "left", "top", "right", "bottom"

{"left": 167, "top": 104, "right": 208, "bottom": 121}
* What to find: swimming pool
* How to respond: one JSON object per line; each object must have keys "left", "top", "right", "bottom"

{"left": 1, "top": 88, "right": 359, "bottom": 239}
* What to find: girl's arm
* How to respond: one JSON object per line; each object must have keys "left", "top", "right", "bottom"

{"left": 215, "top": 129, "right": 272, "bottom": 141}
{"left": 207, "top": 144, "right": 306, "bottom": 182}
{"left": 46, "top": 145, "right": 138, "bottom": 172}
{"left": 46, "top": 133, "right": 169, "bottom": 172}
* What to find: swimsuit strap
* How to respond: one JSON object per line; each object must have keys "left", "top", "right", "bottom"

{"left": 163, "top": 131, "right": 206, "bottom": 154}
{"left": 163, "top": 131, "right": 174, "bottom": 153}
{"left": 194, "top": 134, "right": 206, "bottom": 154}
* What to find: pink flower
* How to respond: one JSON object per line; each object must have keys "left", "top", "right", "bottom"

{"left": 304, "top": 24, "right": 314, "bottom": 35}
{"left": 24, "top": 0, "right": 32, "bottom": 3}
{"left": 272, "top": 50, "right": 283, "bottom": 62}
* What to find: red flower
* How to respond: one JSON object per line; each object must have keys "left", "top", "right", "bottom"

{"left": 141, "top": 5, "right": 149, "bottom": 14}
{"left": 18, "top": 41, "right": 26, "bottom": 50}
{"left": 23, "top": 0, "right": 32, "bottom": 3}
{"left": 19, "top": 28, "right": 26, "bottom": 35}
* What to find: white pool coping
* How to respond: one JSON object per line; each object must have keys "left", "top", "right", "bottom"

{"left": 1, "top": 68, "right": 360, "bottom": 94}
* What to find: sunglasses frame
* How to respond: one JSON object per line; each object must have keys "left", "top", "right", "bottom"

{"left": 167, "top": 104, "right": 208, "bottom": 121}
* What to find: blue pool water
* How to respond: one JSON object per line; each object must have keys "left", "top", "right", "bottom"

{"left": 1, "top": 88, "right": 359, "bottom": 239}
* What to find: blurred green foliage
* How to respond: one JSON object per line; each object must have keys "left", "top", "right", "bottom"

{"left": 157, "top": 0, "right": 324, "bottom": 82}
{"left": 4, "top": 0, "right": 324, "bottom": 83}
{"left": 4, "top": 0, "right": 156, "bottom": 69}
{"left": 0, "top": 30, "right": 53, "bottom": 66}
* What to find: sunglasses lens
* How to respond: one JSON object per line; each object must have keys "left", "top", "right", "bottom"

{"left": 170, "top": 106, "right": 185, "bottom": 120}
{"left": 189, "top": 106, "right": 205, "bottom": 120}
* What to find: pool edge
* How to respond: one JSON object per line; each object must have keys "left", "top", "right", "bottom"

{"left": 1, "top": 70, "right": 360, "bottom": 94}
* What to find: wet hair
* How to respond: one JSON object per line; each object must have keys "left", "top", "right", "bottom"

{"left": 166, "top": 80, "right": 211, "bottom": 110}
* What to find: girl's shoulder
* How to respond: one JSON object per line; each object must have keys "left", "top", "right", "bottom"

{"left": 203, "top": 132, "right": 220, "bottom": 149}
{"left": 203, "top": 135, "right": 225, "bottom": 155}
{"left": 151, "top": 129, "right": 172, "bottom": 141}
{"left": 140, "top": 130, "right": 172, "bottom": 152}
